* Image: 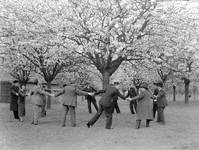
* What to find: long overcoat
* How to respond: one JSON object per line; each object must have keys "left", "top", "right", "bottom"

{"left": 18, "top": 89, "right": 26, "bottom": 117}
{"left": 136, "top": 89, "right": 153, "bottom": 120}
{"left": 10, "top": 85, "right": 19, "bottom": 111}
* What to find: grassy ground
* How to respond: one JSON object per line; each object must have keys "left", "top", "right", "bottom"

{"left": 0, "top": 96, "right": 199, "bottom": 150}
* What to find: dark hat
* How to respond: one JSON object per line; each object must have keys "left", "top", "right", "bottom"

{"left": 13, "top": 80, "right": 19, "bottom": 84}
{"left": 113, "top": 81, "right": 120, "bottom": 85}
{"left": 140, "top": 82, "right": 148, "bottom": 89}
{"left": 154, "top": 80, "right": 163, "bottom": 87}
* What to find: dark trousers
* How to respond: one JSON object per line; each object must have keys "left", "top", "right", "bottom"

{"left": 129, "top": 100, "right": 137, "bottom": 114}
{"left": 88, "top": 104, "right": 112, "bottom": 129}
{"left": 41, "top": 100, "right": 46, "bottom": 117}
{"left": 110, "top": 101, "right": 120, "bottom": 113}
{"left": 157, "top": 106, "right": 166, "bottom": 124}
{"left": 87, "top": 98, "right": 98, "bottom": 113}
{"left": 153, "top": 104, "right": 158, "bottom": 118}
{"left": 13, "top": 111, "right": 19, "bottom": 119}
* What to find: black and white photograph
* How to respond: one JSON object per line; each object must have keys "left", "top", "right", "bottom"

{"left": 0, "top": 0, "right": 199, "bottom": 149}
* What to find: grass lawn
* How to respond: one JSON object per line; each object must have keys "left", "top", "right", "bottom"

{"left": 0, "top": 96, "right": 199, "bottom": 150}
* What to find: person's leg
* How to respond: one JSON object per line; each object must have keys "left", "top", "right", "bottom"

{"left": 13, "top": 111, "right": 19, "bottom": 119}
{"left": 153, "top": 104, "right": 156, "bottom": 118}
{"left": 154, "top": 104, "right": 158, "bottom": 118}
{"left": 34, "top": 105, "right": 41, "bottom": 125}
{"left": 13, "top": 111, "right": 17, "bottom": 119}
{"left": 61, "top": 105, "right": 69, "bottom": 127}
{"left": 18, "top": 104, "right": 23, "bottom": 122}
{"left": 157, "top": 107, "right": 160, "bottom": 122}
{"left": 87, "top": 104, "right": 104, "bottom": 127}
{"left": 136, "top": 119, "right": 141, "bottom": 129}
{"left": 134, "top": 101, "right": 137, "bottom": 113}
{"left": 41, "top": 100, "right": 46, "bottom": 117}
{"left": 159, "top": 107, "right": 166, "bottom": 125}
{"left": 87, "top": 99, "right": 92, "bottom": 113}
{"left": 115, "top": 102, "right": 121, "bottom": 113}
{"left": 69, "top": 106, "right": 76, "bottom": 127}
{"left": 129, "top": 100, "right": 135, "bottom": 114}
{"left": 103, "top": 106, "right": 113, "bottom": 129}
{"left": 31, "top": 105, "right": 35, "bottom": 124}
{"left": 146, "top": 119, "right": 151, "bottom": 127}
{"left": 91, "top": 98, "right": 98, "bottom": 111}
{"left": 110, "top": 102, "right": 115, "bottom": 114}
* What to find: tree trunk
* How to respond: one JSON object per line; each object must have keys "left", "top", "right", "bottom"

{"left": 172, "top": 85, "right": 176, "bottom": 102}
{"left": 46, "top": 82, "right": 52, "bottom": 109}
{"left": 102, "top": 71, "right": 110, "bottom": 89}
{"left": 184, "top": 78, "right": 190, "bottom": 104}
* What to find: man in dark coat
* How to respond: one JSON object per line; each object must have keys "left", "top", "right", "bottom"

{"left": 110, "top": 95, "right": 121, "bottom": 113}
{"left": 126, "top": 87, "right": 137, "bottom": 114}
{"left": 10, "top": 80, "right": 20, "bottom": 119}
{"left": 154, "top": 80, "right": 168, "bottom": 125}
{"left": 86, "top": 82, "right": 126, "bottom": 129}
{"left": 83, "top": 82, "right": 98, "bottom": 114}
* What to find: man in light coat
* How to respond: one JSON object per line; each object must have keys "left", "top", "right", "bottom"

{"left": 54, "top": 80, "right": 93, "bottom": 127}
{"left": 31, "top": 79, "right": 53, "bottom": 125}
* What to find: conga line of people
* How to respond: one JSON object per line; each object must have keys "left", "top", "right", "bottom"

{"left": 9, "top": 79, "right": 167, "bottom": 129}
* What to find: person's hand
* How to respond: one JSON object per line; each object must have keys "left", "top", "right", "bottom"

{"left": 50, "top": 94, "right": 55, "bottom": 97}
{"left": 88, "top": 93, "right": 94, "bottom": 96}
{"left": 26, "top": 93, "right": 31, "bottom": 96}
{"left": 126, "top": 98, "right": 131, "bottom": 102}
{"left": 16, "top": 93, "right": 19, "bottom": 96}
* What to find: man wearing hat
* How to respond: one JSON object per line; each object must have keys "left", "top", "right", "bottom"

{"left": 86, "top": 81, "right": 127, "bottom": 129}
{"left": 10, "top": 80, "right": 20, "bottom": 119}
{"left": 154, "top": 80, "right": 168, "bottom": 125}
{"left": 54, "top": 79, "right": 93, "bottom": 127}
{"left": 83, "top": 81, "right": 98, "bottom": 114}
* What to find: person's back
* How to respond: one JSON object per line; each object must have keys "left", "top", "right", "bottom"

{"left": 139, "top": 89, "right": 152, "bottom": 106}
{"left": 32, "top": 85, "right": 44, "bottom": 106}
{"left": 99, "top": 87, "right": 125, "bottom": 107}
{"left": 62, "top": 85, "right": 77, "bottom": 107}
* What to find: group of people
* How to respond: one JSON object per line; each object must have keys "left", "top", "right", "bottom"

{"left": 9, "top": 78, "right": 168, "bottom": 130}
{"left": 10, "top": 80, "right": 29, "bottom": 122}
{"left": 10, "top": 79, "right": 50, "bottom": 123}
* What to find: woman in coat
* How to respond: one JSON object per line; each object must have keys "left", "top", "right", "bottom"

{"left": 18, "top": 84, "right": 28, "bottom": 122}
{"left": 31, "top": 79, "right": 53, "bottom": 125}
{"left": 10, "top": 80, "right": 20, "bottom": 119}
{"left": 128, "top": 82, "right": 153, "bottom": 129}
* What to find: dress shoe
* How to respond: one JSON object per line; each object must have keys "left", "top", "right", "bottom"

{"left": 73, "top": 124, "right": 80, "bottom": 127}
{"left": 106, "top": 127, "right": 114, "bottom": 130}
{"left": 86, "top": 123, "right": 91, "bottom": 128}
